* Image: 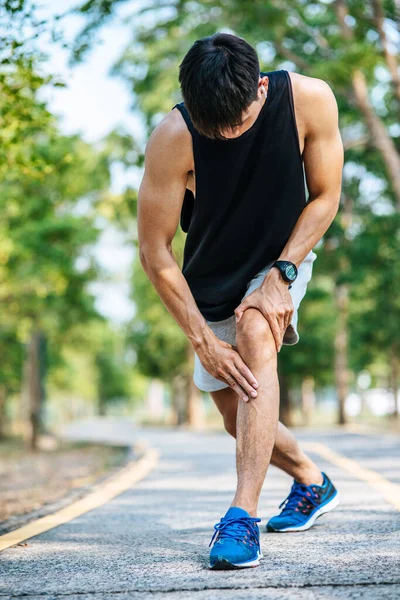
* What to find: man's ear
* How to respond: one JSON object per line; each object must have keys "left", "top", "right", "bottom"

{"left": 258, "top": 75, "right": 269, "bottom": 97}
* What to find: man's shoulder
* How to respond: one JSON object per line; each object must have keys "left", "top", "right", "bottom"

{"left": 288, "top": 72, "right": 338, "bottom": 134}
{"left": 288, "top": 72, "right": 335, "bottom": 103}
{"left": 149, "top": 106, "right": 192, "bottom": 147}
{"left": 145, "top": 106, "right": 193, "bottom": 169}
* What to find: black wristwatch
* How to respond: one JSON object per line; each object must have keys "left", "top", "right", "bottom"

{"left": 272, "top": 260, "right": 298, "bottom": 289}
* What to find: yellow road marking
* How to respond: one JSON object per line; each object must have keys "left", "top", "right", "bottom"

{"left": 0, "top": 447, "right": 159, "bottom": 553}
{"left": 303, "top": 441, "right": 400, "bottom": 512}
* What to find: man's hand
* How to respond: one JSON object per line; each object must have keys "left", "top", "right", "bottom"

{"left": 196, "top": 335, "right": 259, "bottom": 402}
{"left": 234, "top": 268, "right": 293, "bottom": 353}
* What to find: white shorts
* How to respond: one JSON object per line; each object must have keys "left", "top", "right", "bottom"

{"left": 193, "top": 249, "right": 317, "bottom": 392}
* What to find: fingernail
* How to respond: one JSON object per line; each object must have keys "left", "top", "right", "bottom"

{"left": 251, "top": 391, "right": 257, "bottom": 398}
{"left": 253, "top": 382, "right": 259, "bottom": 388}
{"left": 242, "top": 396, "right": 248, "bottom": 402}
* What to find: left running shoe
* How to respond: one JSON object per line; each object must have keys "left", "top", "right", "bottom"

{"left": 209, "top": 507, "right": 262, "bottom": 570}
{"left": 266, "top": 472, "right": 340, "bottom": 533}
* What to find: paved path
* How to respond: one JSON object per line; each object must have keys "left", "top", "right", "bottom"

{"left": 1, "top": 422, "right": 400, "bottom": 599}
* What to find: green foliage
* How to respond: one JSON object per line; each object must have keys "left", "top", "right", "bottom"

{"left": 0, "top": 3, "right": 133, "bottom": 432}
{"left": 73, "top": 0, "right": 400, "bottom": 408}
{"left": 349, "top": 213, "right": 400, "bottom": 371}
{"left": 0, "top": 0, "right": 377, "bottom": 429}
{"left": 0, "top": 116, "right": 109, "bottom": 341}
{"left": 129, "top": 255, "right": 188, "bottom": 381}
{"left": 95, "top": 334, "right": 131, "bottom": 409}
{"left": 280, "top": 282, "right": 336, "bottom": 388}
{"left": 72, "top": 0, "right": 131, "bottom": 62}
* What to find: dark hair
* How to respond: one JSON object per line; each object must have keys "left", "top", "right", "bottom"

{"left": 178, "top": 32, "right": 260, "bottom": 140}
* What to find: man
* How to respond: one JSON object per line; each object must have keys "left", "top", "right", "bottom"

{"left": 138, "top": 32, "right": 343, "bottom": 570}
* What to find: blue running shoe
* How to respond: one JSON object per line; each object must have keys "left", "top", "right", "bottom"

{"left": 266, "top": 472, "right": 339, "bottom": 533}
{"left": 209, "top": 507, "right": 262, "bottom": 570}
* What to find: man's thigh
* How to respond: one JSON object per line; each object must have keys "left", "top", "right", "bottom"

{"left": 193, "top": 250, "right": 317, "bottom": 392}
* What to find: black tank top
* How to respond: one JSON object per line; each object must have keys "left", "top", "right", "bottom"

{"left": 172, "top": 69, "right": 306, "bottom": 322}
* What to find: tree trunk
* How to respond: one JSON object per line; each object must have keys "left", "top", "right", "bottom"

{"left": 301, "top": 376, "right": 315, "bottom": 426}
{"left": 170, "top": 374, "right": 187, "bottom": 426}
{"left": 334, "top": 284, "right": 349, "bottom": 425}
{"left": 186, "top": 373, "right": 203, "bottom": 428}
{"left": 278, "top": 366, "right": 292, "bottom": 427}
{"left": 26, "top": 330, "right": 45, "bottom": 451}
{"left": 372, "top": 0, "right": 400, "bottom": 101}
{"left": 0, "top": 385, "right": 7, "bottom": 439}
{"left": 168, "top": 377, "right": 178, "bottom": 425}
{"left": 390, "top": 345, "right": 399, "bottom": 418}
{"left": 351, "top": 70, "right": 400, "bottom": 209}
{"left": 98, "top": 397, "right": 107, "bottom": 416}
{"left": 335, "top": 0, "right": 400, "bottom": 210}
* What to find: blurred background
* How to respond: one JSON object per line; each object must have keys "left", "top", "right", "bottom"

{"left": 0, "top": 0, "right": 399, "bottom": 521}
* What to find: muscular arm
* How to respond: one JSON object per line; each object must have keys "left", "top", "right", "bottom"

{"left": 138, "top": 111, "right": 259, "bottom": 399}
{"left": 277, "top": 76, "right": 344, "bottom": 265}
{"left": 138, "top": 115, "right": 210, "bottom": 349}
{"left": 235, "top": 75, "right": 343, "bottom": 351}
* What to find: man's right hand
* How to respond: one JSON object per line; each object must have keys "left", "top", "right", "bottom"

{"left": 195, "top": 336, "right": 259, "bottom": 402}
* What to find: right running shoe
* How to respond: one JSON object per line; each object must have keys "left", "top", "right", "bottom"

{"left": 266, "top": 471, "right": 340, "bottom": 533}
{"left": 209, "top": 506, "right": 262, "bottom": 570}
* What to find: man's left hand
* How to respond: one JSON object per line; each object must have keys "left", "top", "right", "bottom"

{"left": 234, "top": 268, "right": 294, "bottom": 352}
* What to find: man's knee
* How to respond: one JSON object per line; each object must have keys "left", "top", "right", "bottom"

{"left": 236, "top": 308, "right": 277, "bottom": 365}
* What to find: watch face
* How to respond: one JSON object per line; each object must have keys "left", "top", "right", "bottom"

{"left": 285, "top": 264, "right": 297, "bottom": 281}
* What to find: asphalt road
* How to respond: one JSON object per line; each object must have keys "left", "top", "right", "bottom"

{"left": 1, "top": 422, "right": 399, "bottom": 599}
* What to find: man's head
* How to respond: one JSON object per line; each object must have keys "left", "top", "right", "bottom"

{"left": 178, "top": 32, "right": 268, "bottom": 141}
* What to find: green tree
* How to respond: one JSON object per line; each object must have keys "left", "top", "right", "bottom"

{"left": 0, "top": 56, "right": 112, "bottom": 446}
{"left": 350, "top": 213, "right": 400, "bottom": 415}
{"left": 73, "top": 0, "right": 400, "bottom": 424}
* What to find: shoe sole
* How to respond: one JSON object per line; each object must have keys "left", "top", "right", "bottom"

{"left": 266, "top": 492, "right": 340, "bottom": 533}
{"left": 209, "top": 550, "right": 263, "bottom": 570}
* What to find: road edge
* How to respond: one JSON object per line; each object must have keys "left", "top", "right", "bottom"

{"left": 0, "top": 445, "right": 159, "bottom": 553}
{"left": 303, "top": 441, "right": 400, "bottom": 511}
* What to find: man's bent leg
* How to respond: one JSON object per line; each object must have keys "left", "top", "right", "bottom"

{"left": 211, "top": 387, "right": 323, "bottom": 485}
{"left": 232, "top": 308, "right": 279, "bottom": 516}
{"left": 210, "top": 383, "right": 339, "bottom": 535}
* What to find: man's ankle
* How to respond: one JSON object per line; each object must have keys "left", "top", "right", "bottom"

{"left": 295, "top": 469, "right": 324, "bottom": 486}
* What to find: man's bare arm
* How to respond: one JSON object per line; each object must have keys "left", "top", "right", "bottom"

{"left": 138, "top": 115, "right": 209, "bottom": 348}
{"left": 234, "top": 75, "right": 343, "bottom": 351}
{"left": 138, "top": 112, "right": 259, "bottom": 400}
{"left": 276, "top": 75, "right": 344, "bottom": 266}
